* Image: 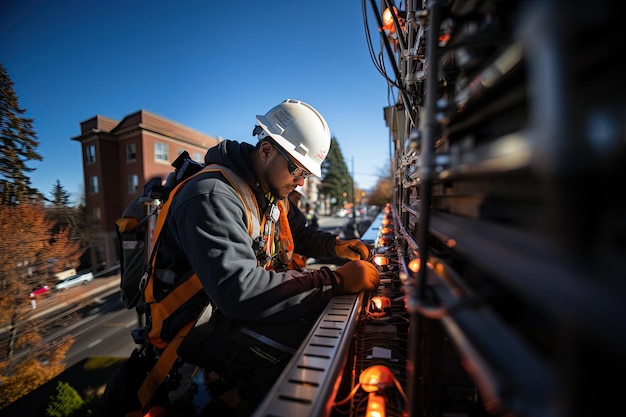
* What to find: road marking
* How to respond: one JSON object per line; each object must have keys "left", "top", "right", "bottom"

{"left": 88, "top": 339, "right": 102, "bottom": 348}
{"left": 104, "top": 319, "right": 137, "bottom": 328}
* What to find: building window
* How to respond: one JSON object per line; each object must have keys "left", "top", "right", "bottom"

{"left": 128, "top": 174, "right": 139, "bottom": 193}
{"left": 193, "top": 152, "right": 203, "bottom": 163}
{"left": 92, "top": 206, "right": 101, "bottom": 226}
{"left": 155, "top": 143, "right": 169, "bottom": 162}
{"left": 85, "top": 144, "right": 96, "bottom": 164}
{"left": 126, "top": 143, "right": 137, "bottom": 161}
{"left": 90, "top": 175, "right": 99, "bottom": 194}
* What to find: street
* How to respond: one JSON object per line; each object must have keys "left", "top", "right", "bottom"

{"left": 2, "top": 213, "right": 371, "bottom": 366}
{"left": 0, "top": 212, "right": 380, "bottom": 417}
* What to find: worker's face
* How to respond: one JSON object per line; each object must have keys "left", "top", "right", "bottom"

{"left": 271, "top": 143, "right": 312, "bottom": 181}
{"left": 262, "top": 142, "right": 306, "bottom": 199}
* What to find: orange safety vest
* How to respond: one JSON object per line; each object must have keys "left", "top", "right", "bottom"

{"left": 137, "top": 164, "right": 294, "bottom": 411}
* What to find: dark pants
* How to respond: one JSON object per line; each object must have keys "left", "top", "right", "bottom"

{"left": 95, "top": 349, "right": 149, "bottom": 417}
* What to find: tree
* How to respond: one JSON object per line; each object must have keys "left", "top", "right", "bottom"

{"left": 45, "top": 381, "right": 84, "bottom": 417}
{"left": 320, "top": 137, "right": 352, "bottom": 209}
{"left": 0, "top": 62, "right": 43, "bottom": 205}
{"left": 47, "top": 180, "right": 86, "bottom": 247}
{"left": 0, "top": 202, "right": 79, "bottom": 408}
{"left": 0, "top": 203, "right": 81, "bottom": 361}
{"left": 367, "top": 163, "right": 394, "bottom": 207}
{"left": 0, "top": 334, "right": 74, "bottom": 409}
{"left": 50, "top": 180, "right": 71, "bottom": 206}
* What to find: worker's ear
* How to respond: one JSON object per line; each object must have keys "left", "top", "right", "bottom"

{"left": 259, "top": 141, "right": 273, "bottom": 161}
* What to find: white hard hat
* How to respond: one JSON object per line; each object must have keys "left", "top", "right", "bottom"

{"left": 256, "top": 99, "right": 330, "bottom": 177}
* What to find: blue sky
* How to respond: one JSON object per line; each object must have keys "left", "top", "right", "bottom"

{"left": 1, "top": 0, "right": 394, "bottom": 205}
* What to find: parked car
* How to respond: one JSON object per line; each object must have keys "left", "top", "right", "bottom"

{"left": 55, "top": 272, "right": 94, "bottom": 291}
{"left": 30, "top": 285, "right": 51, "bottom": 298}
{"left": 336, "top": 207, "right": 361, "bottom": 218}
{"left": 336, "top": 208, "right": 351, "bottom": 217}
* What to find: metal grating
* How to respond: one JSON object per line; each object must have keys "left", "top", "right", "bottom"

{"left": 252, "top": 294, "right": 363, "bottom": 417}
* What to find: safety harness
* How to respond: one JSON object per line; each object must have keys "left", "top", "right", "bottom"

{"left": 134, "top": 164, "right": 293, "bottom": 411}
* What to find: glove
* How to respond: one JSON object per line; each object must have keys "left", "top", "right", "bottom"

{"left": 333, "top": 260, "right": 380, "bottom": 294}
{"left": 335, "top": 239, "right": 370, "bottom": 261}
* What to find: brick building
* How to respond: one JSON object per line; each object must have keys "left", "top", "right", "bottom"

{"left": 71, "top": 109, "right": 221, "bottom": 269}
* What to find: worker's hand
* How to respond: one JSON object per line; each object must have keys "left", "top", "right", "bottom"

{"left": 333, "top": 260, "right": 380, "bottom": 294}
{"left": 335, "top": 239, "right": 370, "bottom": 261}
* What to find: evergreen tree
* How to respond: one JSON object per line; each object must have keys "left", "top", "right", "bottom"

{"left": 50, "top": 179, "right": 71, "bottom": 206}
{"left": 320, "top": 137, "right": 352, "bottom": 210}
{"left": 0, "top": 62, "right": 43, "bottom": 205}
{"left": 46, "top": 180, "right": 87, "bottom": 252}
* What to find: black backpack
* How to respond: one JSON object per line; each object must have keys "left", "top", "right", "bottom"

{"left": 113, "top": 151, "right": 271, "bottom": 413}
{"left": 115, "top": 151, "right": 203, "bottom": 311}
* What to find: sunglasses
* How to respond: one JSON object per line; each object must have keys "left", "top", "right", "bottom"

{"left": 272, "top": 143, "right": 313, "bottom": 180}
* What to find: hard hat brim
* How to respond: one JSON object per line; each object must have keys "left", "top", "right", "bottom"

{"left": 256, "top": 115, "right": 323, "bottom": 177}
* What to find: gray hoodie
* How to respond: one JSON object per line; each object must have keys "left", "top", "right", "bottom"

{"left": 153, "top": 139, "right": 340, "bottom": 342}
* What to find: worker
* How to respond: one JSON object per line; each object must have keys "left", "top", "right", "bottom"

{"left": 98, "top": 99, "right": 380, "bottom": 417}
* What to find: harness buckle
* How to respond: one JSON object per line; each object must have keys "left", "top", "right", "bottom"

{"left": 267, "top": 204, "right": 280, "bottom": 223}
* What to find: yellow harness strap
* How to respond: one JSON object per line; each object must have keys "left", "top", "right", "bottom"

{"left": 116, "top": 217, "right": 139, "bottom": 233}
{"left": 137, "top": 166, "right": 297, "bottom": 411}
{"left": 138, "top": 164, "right": 261, "bottom": 411}
{"left": 145, "top": 273, "right": 203, "bottom": 349}
{"left": 259, "top": 197, "right": 295, "bottom": 269}
{"left": 276, "top": 200, "right": 294, "bottom": 264}
{"left": 137, "top": 321, "right": 194, "bottom": 409}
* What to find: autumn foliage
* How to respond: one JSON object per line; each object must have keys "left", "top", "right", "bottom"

{"left": 0, "top": 334, "right": 74, "bottom": 408}
{"left": 0, "top": 203, "right": 82, "bottom": 313}
{"left": 0, "top": 202, "right": 81, "bottom": 408}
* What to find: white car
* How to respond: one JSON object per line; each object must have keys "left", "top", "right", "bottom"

{"left": 55, "top": 272, "right": 94, "bottom": 290}
{"left": 336, "top": 208, "right": 350, "bottom": 217}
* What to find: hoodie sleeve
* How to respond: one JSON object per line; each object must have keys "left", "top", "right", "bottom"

{"left": 165, "top": 174, "right": 336, "bottom": 321}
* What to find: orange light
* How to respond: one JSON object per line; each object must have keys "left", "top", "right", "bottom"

{"left": 438, "top": 33, "right": 451, "bottom": 45}
{"left": 372, "top": 255, "right": 389, "bottom": 266}
{"left": 369, "top": 296, "right": 391, "bottom": 313}
{"left": 381, "top": 7, "right": 398, "bottom": 34}
{"left": 380, "top": 227, "right": 391, "bottom": 234}
{"left": 360, "top": 365, "right": 395, "bottom": 392}
{"left": 366, "top": 392, "right": 387, "bottom": 417}
{"left": 408, "top": 258, "right": 420, "bottom": 273}
{"left": 381, "top": 218, "right": 390, "bottom": 226}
